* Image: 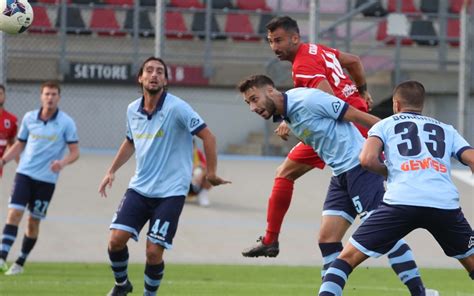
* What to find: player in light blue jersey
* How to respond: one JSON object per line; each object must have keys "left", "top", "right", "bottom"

{"left": 238, "top": 75, "right": 436, "bottom": 295}
{"left": 99, "top": 57, "right": 230, "bottom": 296}
{"left": 0, "top": 81, "right": 80, "bottom": 275}
{"left": 319, "top": 81, "right": 474, "bottom": 296}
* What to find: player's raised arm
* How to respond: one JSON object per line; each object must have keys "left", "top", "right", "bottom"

{"left": 195, "top": 127, "right": 230, "bottom": 186}
{"left": 338, "top": 51, "right": 373, "bottom": 110}
{"left": 98, "top": 139, "right": 135, "bottom": 197}
{"left": 342, "top": 105, "right": 380, "bottom": 129}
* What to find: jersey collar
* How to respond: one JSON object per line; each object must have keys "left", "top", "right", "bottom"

{"left": 138, "top": 91, "right": 167, "bottom": 120}
{"left": 272, "top": 92, "right": 291, "bottom": 123}
{"left": 37, "top": 108, "right": 59, "bottom": 124}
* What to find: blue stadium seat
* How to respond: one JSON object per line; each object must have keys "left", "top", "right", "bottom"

{"left": 356, "top": 0, "right": 388, "bottom": 17}
{"left": 191, "top": 12, "right": 226, "bottom": 40}
{"left": 55, "top": 6, "right": 92, "bottom": 35}
{"left": 124, "top": 9, "right": 155, "bottom": 38}
{"left": 410, "top": 20, "right": 438, "bottom": 46}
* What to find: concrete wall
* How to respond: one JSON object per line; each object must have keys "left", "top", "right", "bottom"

{"left": 4, "top": 83, "right": 264, "bottom": 152}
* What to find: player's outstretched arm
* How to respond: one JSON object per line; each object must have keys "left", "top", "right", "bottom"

{"left": 343, "top": 105, "right": 380, "bottom": 129}
{"left": 359, "top": 137, "right": 387, "bottom": 177}
{"left": 196, "top": 127, "right": 231, "bottom": 186}
{"left": 338, "top": 51, "right": 373, "bottom": 110}
{"left": 99, "top": 139, "right": 135, "bottom": 197}
{"left": 460, "top": 148, "right": 474, "bottom": 174}
{"left": 0, "top": 141, "right": 26, "bottom": 169}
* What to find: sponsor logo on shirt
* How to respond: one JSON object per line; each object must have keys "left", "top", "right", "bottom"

{"left": 30, "top": 133, "right": 58, "bottom": 142}
{"left": 190, "top": 118, "right": 200, "bottom": 129}
{"left": 400, "top": 157, "right": 447, "bottom": 173}
{"left": 332, "top": 101, "right": 342, "bottom": 113}
{"left": 342, "top": 84, "right": 357, "bottom": 98}
{"left": 298, "top": 128, "right": 312, "bottom": 144}
{"left": 3, "top": 119, "right": 11, "bottom": 129}
{"left": 133, "top": 129, "right": 164, "bottom": 139}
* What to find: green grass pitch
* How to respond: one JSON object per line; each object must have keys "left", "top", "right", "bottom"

{"left": 0, "top": 263, "right": 472, "bottom": 295}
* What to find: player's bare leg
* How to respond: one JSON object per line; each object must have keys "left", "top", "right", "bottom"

{"left": 459, "top": 254, "right": 474, "bottom": 279}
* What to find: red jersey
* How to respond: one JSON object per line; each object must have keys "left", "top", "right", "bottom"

{"left": 0, "top": 109, "right": 17, "bottom": 158}
{"left": 292, "top": 43, "right": 368, "bottom": 112}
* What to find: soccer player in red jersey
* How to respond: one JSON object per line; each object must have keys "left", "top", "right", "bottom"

{"left": 0, "top": 84, "right": 18, "bottom": 177}
{"left": 242, "top": 16, "right": 437, "bottom": 296}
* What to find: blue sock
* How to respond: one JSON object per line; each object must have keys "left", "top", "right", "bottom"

{"left": 318, "top": 258, "right": 352, "bottom": 296}
{"left": 15, "top": 235, "right": 37, "bottom": 266}
{"left": 108, "top": 246, "right": 129, "bottom": 284}
{"left": 319, "top": 242, "right": 343, "bottom": 278}
{"left": 144, "top": 261, "right": 164, "bottom": 296}
{"left": 0, "top": 224, "right": 18, "bottom": 260}
{"left": 387, "top": 239, "right": 425, "bottom": 296}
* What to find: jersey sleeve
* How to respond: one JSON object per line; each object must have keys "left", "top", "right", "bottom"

{"left": 318, "top": 44, "right": 340, "bottom": 59}
{"left": 9, "top": 114, "right": 18, "bottom": 140}
{"left": 64, "top": 117, "right": 79, "bottom": 144}
{"left": 303, "top": 89, "right": 348, "bottom": 120}
{"left": 450, "top": 126, "right": 472, "bottom": 165}
{"left": 125, "top": 111, "right": 133, "bottom": 142}
{"left": 368, "top": 121, "right": 386, "bottom": 144}
{"left": 17, "top": 113, "right": 30, "bottom": 142}
{"left": 178, "top": 102, "right": 207, "bottom": 135}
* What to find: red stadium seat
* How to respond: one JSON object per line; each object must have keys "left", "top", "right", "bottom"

{"left": 447, "top": 18, "right": 460, "bottom": 46}
{"left": 449, "top": 0, "right": 466, "bottom": 13}
{"left": 376, "top": 20, "right": 413, "bottom": 45}
{"left": 165, "top": 11, "right": 193, "bottom": 39}
{"left": 225, "top": 13, "right": 260, "bottom": 41}
{"left": 90, "top": 8, "right": 126, "bottom": 37}
{"left": 104, "top": 0, "right": 133, "bottom": 6}
{"left": 387, "top": 0, "right": 419, "bottom": 13}
{"left": 37, "top": 0, "right": 70, "bottom": 3}
{"left": 236, "top": 0, "right": 271, "bottom": 11}
{"left": 28, "top": 6, "right": 57, "bottom": 34}
{"left": 169, "top": 0, "right": 204, "bottom": 8}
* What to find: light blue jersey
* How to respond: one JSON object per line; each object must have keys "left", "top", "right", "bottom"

{"left": 17, "top": 109, "right": 78, "bottom": 184}
{"left": 282, "top": 88, "right": 365, "bottom": 176}
{"left": 126, "top": 92, "right": 206, "bottom": 198}
{"left": 369, "top": 112, "right": 472, "bottom": 209}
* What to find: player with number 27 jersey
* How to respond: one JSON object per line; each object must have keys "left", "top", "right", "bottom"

{"left": 369, "top": 112, "right": 472, "bottom": 209}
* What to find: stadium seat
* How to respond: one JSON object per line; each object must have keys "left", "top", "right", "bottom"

{"left": 204, "top": 0, "right": 234, "bottom": 9}
{"left": 376, "top": 20, "right": 413, "bottom": 45}
{"left": 420, "top": 0, "right": 439, "bottom": 13}
{"left": 165, "top": 11, "right": 193, "bottom": 39}
{"left": 55, "top": 6, "right": 92, "bottom": 35}
{"left": 37, "top": 0, "right": 66, "bottom": 3}
{"left": 257, "top": 13, "right": 276, "bottom": 36}
{"left": 447, "top": 18, "right": 460, "bottom": 46}
{"left": 225, "top": 13, "right": 260, "bottom": 41}
{"left": 90, "top": 8, "right": 126, "bottom": 37}
{"left": 124, "top": 9, "right": 154, "bottom": 37}
{"left": 168, "top": 0, "right": 204, "bottom": 9}
{"left": 71, "top": 0, "right": 102, "bottom": 4}
{"left": 356, "top": 0, "right": 388, "bottom": 17}
{"left": 236, "top": 0, "right": 271, "bottom": 11}
{"left": 449, "top": 0, "right": 465, "bottom": 13}
{"left": 28, "top": 5, "right": 57, "bottom": 34}
{"left": 191, "top": 12, "right": 226, "bottom": 40}
{"left": 410, "top": 20, "right": 438, "bottom": 46}
{"left": 387, "top": 0, "right": 419, "bottom": 13}
{"left": 140, "top": 0, "right": 156, "bottom": 6}
{"left": 267, "top": 0, "right": 308, "bottom": 12}
{"left": 104, "top": 0, "right": 133, "bottom": 7}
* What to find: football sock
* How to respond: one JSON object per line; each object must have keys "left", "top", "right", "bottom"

{"left": 108, "top": 246, "right": 129, "bottom": 284}
{"left": 264, "top": 177, "right": 294, "bottom": 245}
{"left": 144, "top": 261, "right": 164, "bottom": 296}
{"left": 318, "top": 258, "right": 353, "bottom": 296}
{"left": 469, "top": 270, "right": 474, "bottom": 280}
{"left": 319, "top": 242, "right": 343, "bottom": 278}
{"left": 387, "top": 239, "right": 424, "bottom": 295}
{"left": 15, "top": 235, "right": 37, "bottom": 266}
{"left": 0, "top": 224, "right": 18, "bottom": 260}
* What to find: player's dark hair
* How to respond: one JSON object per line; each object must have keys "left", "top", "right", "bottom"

{"left": 138, "top": 56, "right": 169, "bottom": 80}
{"left": 41, "top": 80, "right": 61, "bottom": 95}
{"left": 266, "top": 16, "right": 300, "bottom": 34}
{"left": 237, "top": 75, "right": 275, "bottom": 93}
{"left": 393, "top": 80, "right": 425, "bottom": 109}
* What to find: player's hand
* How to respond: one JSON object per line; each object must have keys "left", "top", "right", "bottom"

{"left": 274, "top": 121, "right": 290, "bottom": 141}
{"left": 361, "top": 91, "right": 373, "bottom": 111}
{"left": 206, "top": 174, "right": 231, "bottom": 186}
{"left": 50, "top": 160, "right": 64, "bottom": 173}
{"left": 99, "top": 172, "right": 115, "bottom": 198}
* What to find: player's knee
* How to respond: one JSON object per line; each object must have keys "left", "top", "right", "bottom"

{"left": 146, "top": 246, "right": 164, "bottom": 264}
{"left": 108, "top": 236, "right": 127, "bottom": 252}
{"left": 6, "top": 209, "right": 23, "bottom": 225}
{"left": 25, "top": 217, "right": 40, "bottom": 237}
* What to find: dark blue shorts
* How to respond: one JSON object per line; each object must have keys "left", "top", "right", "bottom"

{"left": 9, "top": 173, "right": 56, "bottom": 220}
{"left": 110, "top": 189, "right": 186, "bottom": 250}
{"left": 323, "top": 165, "right": 385, "bottom": 223}
{"left": 350, "top": 203, "right": 474, "bottom": 259}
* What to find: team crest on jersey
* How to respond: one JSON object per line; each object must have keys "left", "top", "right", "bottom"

{"left": 190, "top": 118, "right": 200, "bottom": 129}
{"left": 469, "top": 236, "right": 474, "bottom": 248}
{"left": 3, "top": 119, "right": 10, "bottom": 129}
{"left": 332, "top": 101, "right": 341, "bottom": 113}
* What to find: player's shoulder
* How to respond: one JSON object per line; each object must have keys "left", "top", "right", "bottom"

{"left": 1, "top": 109, "right": 18, "bottom": 121}
{"left": 127, "top": 96, "right": 143, "bottom": 112}
{"left": 57, "top": 110, "right": 76, "bottom": 124}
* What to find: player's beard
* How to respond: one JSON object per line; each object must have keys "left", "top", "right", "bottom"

{"left": 263, "top": 94, "right": 276, "bottom": 119}
{"left": 145, "top": 85, "right": 163, "bottom": 95}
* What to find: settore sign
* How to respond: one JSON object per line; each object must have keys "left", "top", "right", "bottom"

{"left": 66, "top": 62, "right": 209, "bottom": 86}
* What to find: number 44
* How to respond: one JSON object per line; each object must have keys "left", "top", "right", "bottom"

{"left": 151, "top": 219, "right": 170, "bottom": 238}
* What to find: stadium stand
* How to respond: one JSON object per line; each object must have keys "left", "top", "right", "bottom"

{"left": 257, "top": 13, "right": 276, "bottom": 36}
{"left": 225, "top": 13, "right": 260, "bottom": 41}
{"left": 168, "top": 0, "right": 204, "bottom": 9}
{"left": 235, "top": 0, "right": 271, "bottom": 11}
{"left": 410, "top": 19, "right": 438, "bottom": 46}
{"left": 90, "top": 7, "right": 126, "bottom": 37}
{"left": 387, "top": 0, "right": 419, "bottom": 13}
{"left": 29, "top": 5, "right": 57, "bottom": 34}
{"left": 449, "top": 0, "right": 465, "bottom": 13}
{"left": 55, "top": 6, "right": 91, "bottom": 35}
{"left": 319, "top": 1, "right": 347, "bottom": 14}
{"left": 104, "top": 0, "right": 133, "bottom": 7}
{"left": 71, "top": 0, "right": 102, "bottom": 4}
{"left": 447, "top": 18, "right": 460, "bottom": 46}
{"left": 165, "top": 11, "right": 193, "bottom": 39}
{"left": 376, "top": 19, "right": 413, "bottom": 45}
{"left": 124, "top": 9, "right": 154, "bottom": 37}
{"left": 355, "top": 0, "right": 388, "bottom": 17}
{"left": 191, "top": 11, "right": 226, "bottom": 40}
{"left": 420, "top": 0, "right": 439, "bottom": 13}
{"left": 140, "top": 0, "right": 156, "bottom": 6}
{"left": 204, "top": 0, "right": 234, "bottom": 9}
